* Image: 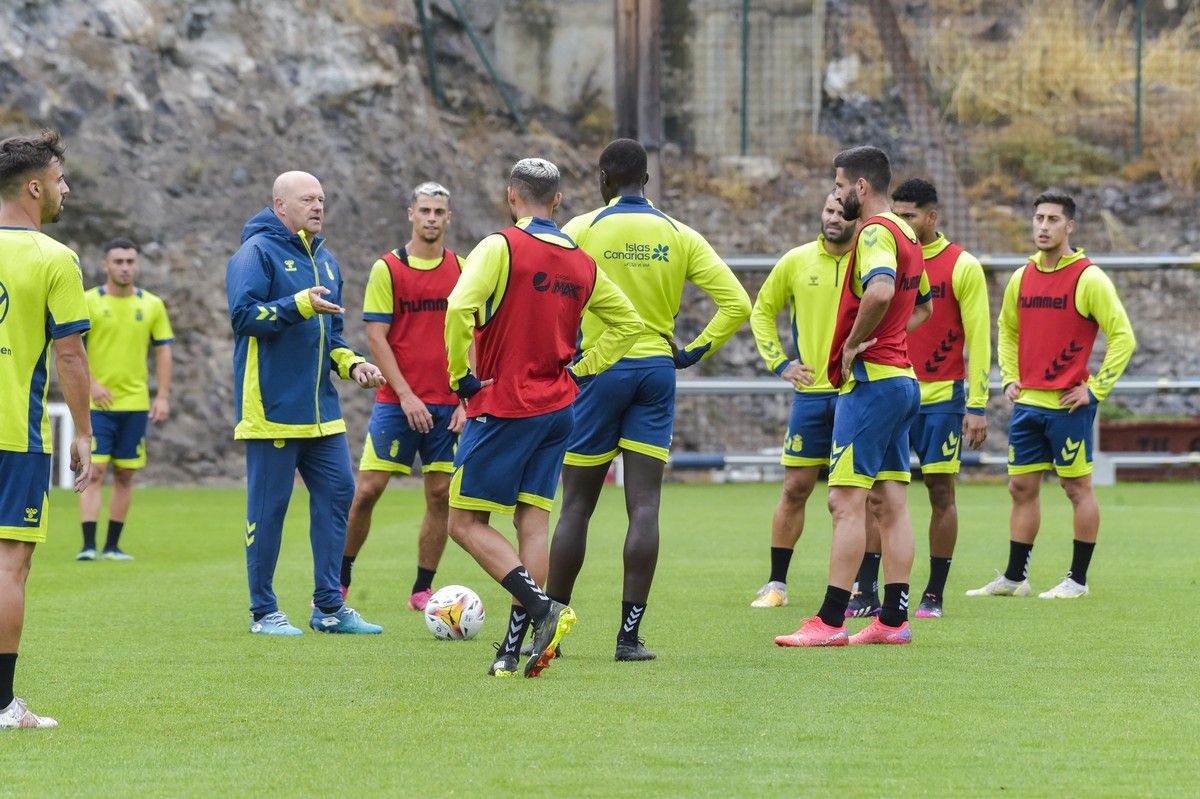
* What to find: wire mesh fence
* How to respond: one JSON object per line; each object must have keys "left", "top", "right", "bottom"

{"left": 660, "top": 1, "right": 1200, "bottom": 183}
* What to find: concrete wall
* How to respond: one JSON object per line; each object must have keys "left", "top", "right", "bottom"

{"left": 688, "top": 0, "right": 820, "bottom": 157}
{"left": 493, "top": 0, "right": 615, "bottom": 114}
{"left": 490, "top": 0, "right": 820, "bottom": 157}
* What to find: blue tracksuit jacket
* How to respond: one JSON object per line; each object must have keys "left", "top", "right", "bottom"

{"left": 225, "top": 208, "right": 364, "bottom": 439}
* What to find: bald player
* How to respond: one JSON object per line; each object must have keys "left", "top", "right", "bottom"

{"left": 226, "top": 171, "right": 386, "bottom": 636}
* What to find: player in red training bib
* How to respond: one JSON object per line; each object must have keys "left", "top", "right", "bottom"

{"left": 775, "top": 146, "right": 932, "bottom": 648}
{"left": 966, "top": 192, "right": 1134, "bottom": 601}
{"left": 340, "top": 182, "right": 465, "bottom": 612}
{"left": 444, "top": 158, "right": 641, "bottom": 678}
{"left": 849, "top": 178, "right": 991, "bottom": 620}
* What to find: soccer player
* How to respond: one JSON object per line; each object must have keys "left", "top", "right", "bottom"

{"left": 847, "top": 179, "right": 991, "bottom": 619}
{"left": 544, "top": 138, "right": 751, "bottom": 661}
{"left": 77, "top": 237, "right": 174, "bottom": 561}
{"left": 341, "top": 182, "right": 465, "bottom": 611}
{"left": 0, "top": 130, "right": 92, "bottom": 729}
{"left": 226, "top": 170, "right": 387, "bottom": 636}
{"left": 967, "top": 192, "right": 1135, "bottom": 599}
{"left": 748, "top": 193, "right": 854, "bottom": 608}
{"left": 445, "top": 157, "right": 641, "bottom": 678}
{"left": 775, "top": 145, "right": 931, "bottom": 648}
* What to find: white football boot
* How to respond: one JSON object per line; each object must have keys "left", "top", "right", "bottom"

{"left": 0, "top": 697, "right": 58, "bottom": 730}
{"left": 1038, "top": 575, "right": 1089, "bottom": 599}
{"left": 965, "top": 570, "right": 1032, "bottom": 597}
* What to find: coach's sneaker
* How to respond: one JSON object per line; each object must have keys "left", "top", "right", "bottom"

{"left": 249, "top": 611, "right": 303, "bottom": 636}
{"left": 407, "top": 588, "right": 433, "bottom": 612}
{"left": 524, "top": 602, "right": 576, "bottom": 678}
{"left": 849, "top": 618, "right": 912, "bottom": 645}
{"left": 615, "top": 638, "right": 657, "bottom": 661}
{"left": 774, "top": 616, "right": 848, "bottom": 647}
{"left": 310, "top": 605, "right": 383, "bottom": 634}
{"left": 965, "top": 570, "right": 1032, "bottom": 597}
{"left": 488, "top": 643, "right": 519, "bottom": 677}
{"left": 1038, "top": 575, "right": 1089, "bottom": 599}
{"left": 101, "top": 548, "right": 134, "bottom": 561}
{"left": 75, "top": 548, "right": 97, "bottom": 561}
{"left": 845, "top": 590, "right": 881, "bottom": 618}
{"left": 914, "top": 593, "right": 943, "bottom": 618}
{"left": 751, "top": 581, "right": 788, "bottom": 608}
{"left": 0, "top": 697, "right": 58, "bottom": 730}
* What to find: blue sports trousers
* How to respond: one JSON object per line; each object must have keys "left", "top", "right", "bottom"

{"left": 243, "top": 434, "right": 354, "bottom": 616}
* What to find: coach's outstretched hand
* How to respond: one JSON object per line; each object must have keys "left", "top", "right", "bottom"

{"left": 308, "top": 285, "right": 345, "bottom": 315}
{"left": 351, "top": 362, "right": 386, "bottom": 389}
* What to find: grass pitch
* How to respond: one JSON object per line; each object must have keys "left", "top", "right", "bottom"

{"left": 8, "top": 481, "right": 1200, "bottom": 796}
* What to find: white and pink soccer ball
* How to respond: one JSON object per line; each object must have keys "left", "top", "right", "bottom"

{"left": 423, "top": 585, "right": 486, "bottom": 640}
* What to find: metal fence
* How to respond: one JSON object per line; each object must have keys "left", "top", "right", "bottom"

{"left": 664, "top": 0, "right": 1198, "bottom": 166}
{"left": 660, "top": 0, "right": 825, "bottom": 157}
{"left": 655, "top": 0, "right": 1199, "bottom": 251}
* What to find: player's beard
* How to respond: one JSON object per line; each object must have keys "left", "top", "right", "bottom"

{"left": 826, "top": 224, "right": 854, "bottom": 245}
{"left": 42, "top": 194, "right": 63, "bottom": 224}
{"left": 839, "top": 191, "right": 862, "bottom": 221}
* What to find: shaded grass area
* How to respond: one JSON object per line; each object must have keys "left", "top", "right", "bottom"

{"left": 8, "top": 482, "right": 1199, "bottom": 796}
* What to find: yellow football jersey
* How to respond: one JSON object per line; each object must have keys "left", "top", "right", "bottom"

{"left": 85, "top": 287, "right": 174, "bottom": 411}
{"left": 0, "top": 227, "right": 90, "bottom": 453}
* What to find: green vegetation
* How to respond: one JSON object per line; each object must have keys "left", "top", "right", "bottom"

{"left": 9, "top": 482, "right": 1199, "bottom": 796}
{"left": 967, "top": 123, "right": 1117, "bottom": 189}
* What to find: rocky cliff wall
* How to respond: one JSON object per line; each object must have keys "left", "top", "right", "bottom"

{"left": 2, "top": 0, "right": 1195, "bottom": 485}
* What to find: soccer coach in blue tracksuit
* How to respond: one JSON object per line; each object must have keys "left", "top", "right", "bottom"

{"left": 226, "top": 170, "right": 386, "bottom": 636}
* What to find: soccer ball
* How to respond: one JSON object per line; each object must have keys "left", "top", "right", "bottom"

{"left": 424, "top": 585, "right": 485, "bottom": 640}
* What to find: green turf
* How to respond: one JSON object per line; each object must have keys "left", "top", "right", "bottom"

{"left": 7, "top": 481, "right": 1200, "bottom": 796}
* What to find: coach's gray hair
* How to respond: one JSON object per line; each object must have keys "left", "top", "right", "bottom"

{"left": 509, "top": 157, "right": 560, "bottom": 206}
{"left": 411, "top": 181, "right": 450, "bottom": 205}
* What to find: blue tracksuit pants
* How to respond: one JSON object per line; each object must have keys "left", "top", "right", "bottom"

{"left": 244, "top": 434, "right": 354, "bottom": 616}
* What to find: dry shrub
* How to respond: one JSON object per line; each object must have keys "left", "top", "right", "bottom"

{"left": 706, "top": 176, "right": 756, "bottom": 211}
{"left": 965, "top": 172, "right": 1021, "bottom": 205}
{"left": 832, "top": 13, "right": 889, "bottom": 98}
{"left": 966, "top": 120, "right": 1117, "bottom": 186}
{"left": 927, "top": 1, "right": 1134, "bottom": 126}
{"left": 970, "top": 203, "right": 1030, "bottom": 253}
{"left": 337, "top": 0, "right": 412, "bottom": 28}
{"left": 1141, "top": 96, "right": 1200, "bottom": 191}
{"left": 674, "top": 164, "right": 756, "bottom": 211}
{"left": 920, "top": 0, "right": 1200, "bottom": 189}
{"left": 1120, "top": 158, "right": 1162, "bottom": 183}
{"left": 791, "top": 133, "right": 841, "bottom": 166}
